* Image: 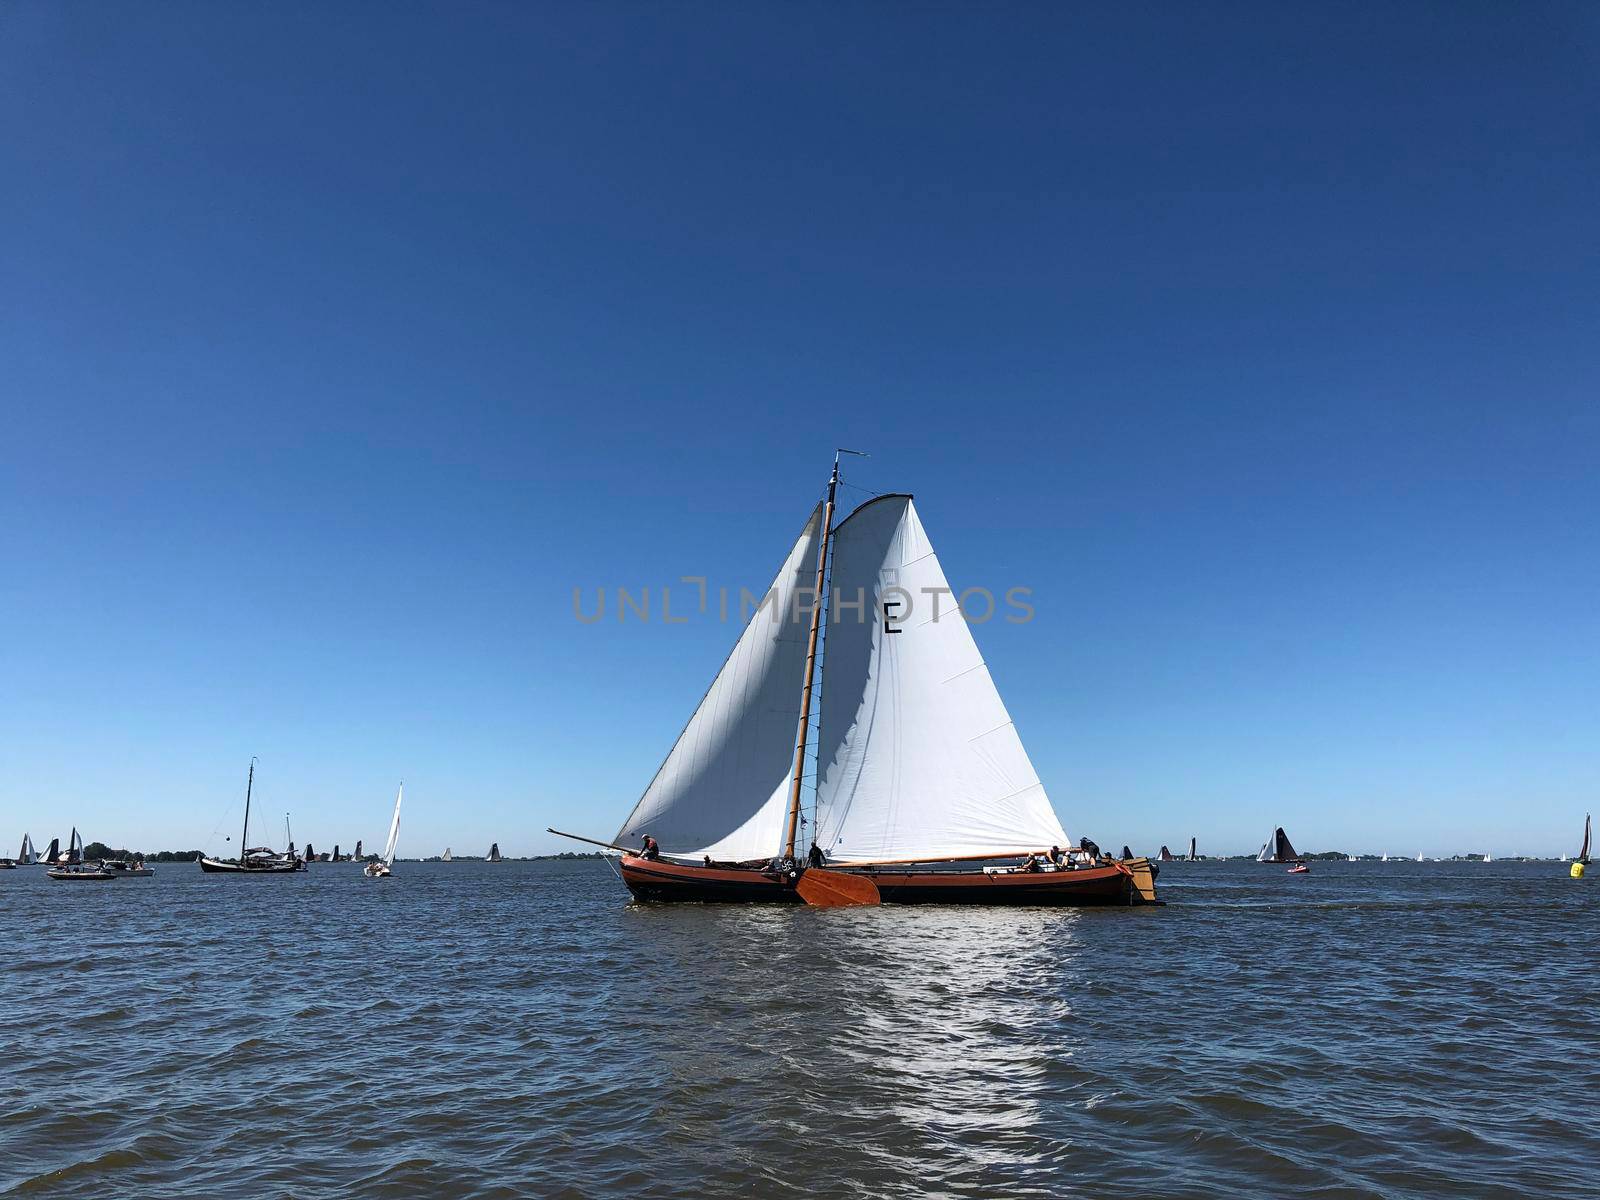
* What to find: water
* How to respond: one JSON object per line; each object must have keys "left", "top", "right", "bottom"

{"left": 3, "top": 859, "right": 1595, "bottom": 1198}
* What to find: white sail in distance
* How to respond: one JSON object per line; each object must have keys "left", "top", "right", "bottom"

{"left": 616, "top": 506, "right": 824, "bottom": 861}
{"left": 812, "top": 496, "right": 1069, "bottom": 863}
{"left": 382, "top": 786, "right": 403, "bottom": 867}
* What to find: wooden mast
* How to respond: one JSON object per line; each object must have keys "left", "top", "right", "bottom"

{"left": 241, "top": 757, "right": 255, "bottom": 864}
{"left": 782, "top": 455, "right": 841, "bottom": 860}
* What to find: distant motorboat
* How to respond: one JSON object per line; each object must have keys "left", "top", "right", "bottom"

{"left": 1287, "top": 862, "right": 1310, "bottom": 874}
{"left": 365, "top": 785, "right": 402, "bottom": 878}
{"left": 98, "top": 859, "right": 153, "bottom": 877}
{"left": 48, "top": 866, "right": 117, "bottom": 881}
{"left": 198, "top": 759, "right": 307, "bottom": 874}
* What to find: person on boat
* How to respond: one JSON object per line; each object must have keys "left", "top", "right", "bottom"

{"left": 1020, "top": 852, "right": 1043, "bottom": 873}
{"left": 637, "top": 835, "right": 661, "bottom": 861}
{"left": 703, "top": 855, "right": 713, "bottom": 868}
{"left": 806, "top": 842, "right": 826, "bottom": 868}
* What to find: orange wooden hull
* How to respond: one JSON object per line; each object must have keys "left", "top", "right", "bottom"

{"left": 618, "top": 856, "right": 1159, "bottom": 906}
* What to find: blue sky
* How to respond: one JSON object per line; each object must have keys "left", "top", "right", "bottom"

{"left": 2, "top": 3, "right": 1595, "bottom": 858}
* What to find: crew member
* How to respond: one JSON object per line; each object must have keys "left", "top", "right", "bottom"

{"left": 807, "top": 842, "right": 826, "bottom": 867}
{"left": 638, "top": 835, "right": 661, "bottom": 861}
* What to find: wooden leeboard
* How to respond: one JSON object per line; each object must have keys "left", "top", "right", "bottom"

{"left": 796, "top": 869, "right": 881, "bottom": 907}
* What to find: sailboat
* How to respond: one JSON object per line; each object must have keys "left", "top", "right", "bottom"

{"left": 365, "top": 786, "right": 402, "bottom": 878}
{"left": 1186, "top": 837, "right": 1198, "bottom": 862}
{"left": 1157, "top": 845, "right": 1176, "bottom": 862}
{"left": 1347, "top": 854, "right": 1357, "bottom": 862}
{"left": 579, "top": 458, "right": 1158, "bottom": 907}
{"left": 1257, "top": 827, "right": 1300, "bottom": 863}
{"left": 47, "top": 828, "right": 116, "bottom": 880}
{"left": 1416, "top": 852, "right": 1424, "bottom": 862}
{"left": 199, "top": 759, "right": 307, "bottom": 873}
{"left": 1572, "top": 814, "right": 1590, "bottom": 878}
{"left": 486, "top": 842, "right": 502, "bottom": 863}
{"left": 352, "top": 839, "right": 364, "bottom": 862}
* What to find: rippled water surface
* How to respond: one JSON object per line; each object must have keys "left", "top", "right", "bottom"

{"left": 3, "top": 860, "right": 1596, "bottom": 1198}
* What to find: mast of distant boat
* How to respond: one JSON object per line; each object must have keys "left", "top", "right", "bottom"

{"left": 241, "top": 757, "right": 256, "bottom": 863}
{"left": 781, "top": 451, "right": 862, "bottom": 861}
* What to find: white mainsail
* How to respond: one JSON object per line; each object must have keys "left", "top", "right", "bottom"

{"left": 812, "top": 496, "right": 1069, "bottom": 863}
{"left": 18, "top": 834, "right": 33, "bottom": 865}
{"left": 616, "top": 506, "right": 823, "bottom": 860}
{"left": 382, "top": 786, "right": 403, "bottom": 867}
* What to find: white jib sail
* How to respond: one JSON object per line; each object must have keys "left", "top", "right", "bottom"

{"left": 19, "top": 834, "right": 33, "bottom": 864}
{"left": 615, "top": 506, "right": 823, "bottom": 860}
{"left": 813, "top": 496, "right": 1070, "bottom": 863}
{"left": 383, "top": 786, "right": 403, "bottom": 867}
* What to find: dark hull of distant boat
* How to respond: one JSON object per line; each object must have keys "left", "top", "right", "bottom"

{"left": 198, "top": 856, "right": 306, "bottom": 874}
{"left": 618, "top": 856, "right": 1160, "bottom": 906}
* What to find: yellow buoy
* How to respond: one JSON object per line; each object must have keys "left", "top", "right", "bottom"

{"left": 1573, "top": 862, "right": 1586, "bottom": 879}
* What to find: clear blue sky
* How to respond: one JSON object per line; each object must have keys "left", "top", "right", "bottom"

{"left": 3, "top": 3, "right": 1595, "bottom": 858}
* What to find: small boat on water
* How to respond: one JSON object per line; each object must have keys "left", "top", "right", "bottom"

{"left": 1416, "top": 852, "right": 1424, "bottom": 862}
{"left": 1347, "top": 854, "right": 1357, "bottom": 862}
{"left": 48, "top": 829, "right": 118, "bottom": 880}
{"left": 365, "top": 786, "right": 402, "bottom": 878}
{"left": 487, "top": 842, "right": 502, "bottom": 863}
{"left": 99, "top": 859, "right": 154, "bottom": 877}
{"left": 582, "top": 458, "right": 1159, "bottom": 908}
{"left": 198, "top": 759, "right": 307, "bottom": 874}
{"left": 441, "top": 847, "right": 452, "bottom": 862}
{"left": 1186, "top": 837, "right": 1199, "bottom": 862}
{"left": 1257, "top": 827, "right": 1300, "bottom": 864}
{"left": 1571, "top": 814, "right": 1590, "bottom": 879}
{"left": 1157, "top": 845, "right": 1176, "bottom": 862}
{"left": 1287, "top": 862, "right": 1310, "bottom": 875}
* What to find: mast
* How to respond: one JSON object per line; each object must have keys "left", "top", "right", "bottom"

{"left": 782, "top": 453, "right": 848, "bottom": 860}
{"left": 241, "top": 757, "right": 256, "bottom": 861}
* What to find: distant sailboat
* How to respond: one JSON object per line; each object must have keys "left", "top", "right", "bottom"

{"left": 1572, "top": 814, "right": 1591, "bottom": 878}
{"left": 1186, "top": 837, "right": 1198, "bottom": 862}
{"left": 1381, "top": 853, "right": 1388, "bottom": 862}
{"left": 442, "top": 847, "right": 452, "bottom": 862}
{"left": 199, "top": 759, "right": 306, "bottom": 874}
{"left": 1483, "top": 851, "right": 1492, "bottom": 863}
{"left": 1257, "top": 827, "right": 1300, "bottom": 864}
{"left": 1157, "top": 845, "right": 1176, "bottom": 862}
{"left": 1416, "top": 853, "right": 1424, "bottom": 863}
{"left": 48, "top": 829, "right": 115, "bottom": 880}
{"left": 353, "top": 839, "right": 364, "bottom": 861}
{"left": 1347, "top": 854, "right": 1357, "bottom": 862}
{"left": 487, "top": 842, "right": 502, "bottom": 863}
{"left": 365, "top": 786, "right": 402, "bottom": 878}
{"left": 12, "top": 833, "right": 36, "bottom": 867}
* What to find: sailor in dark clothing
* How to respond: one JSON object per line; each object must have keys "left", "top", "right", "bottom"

{"left": 806, "top": 842, "right": 826, "bottom": 868}
{"left": 1021, "top": 852, "right": 1043, "bottom": 873}
{"left": 638, "top": 835, "right": 661, "bottom": 861}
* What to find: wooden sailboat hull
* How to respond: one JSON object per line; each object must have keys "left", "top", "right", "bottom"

{"left": 197, "top": 856, "right": 305, "bottom": 874}
{"left": 619, "top": 856, "right": 1159, "bottom": 907}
